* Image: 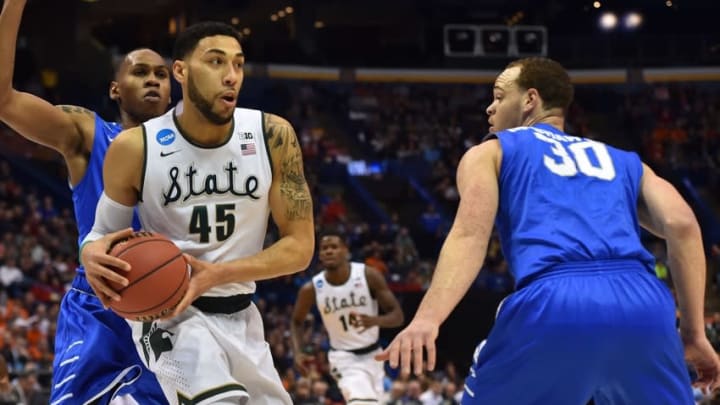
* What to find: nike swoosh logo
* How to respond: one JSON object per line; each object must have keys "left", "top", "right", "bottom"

{"left": 160, "top": 150, "right": 181, "bottom": 157}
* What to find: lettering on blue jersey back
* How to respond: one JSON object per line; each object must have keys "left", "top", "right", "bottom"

{"left": 533, "top": 129, "right": 616, "bottom": 181}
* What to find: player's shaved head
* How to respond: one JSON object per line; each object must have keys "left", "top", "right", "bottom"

{"left": 114, "top": 48, "right": 167, "bottom": 80}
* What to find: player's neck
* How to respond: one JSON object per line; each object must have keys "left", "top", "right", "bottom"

{"left": 175, "top": 104, "right": 233, "bottom": 147}
{"left": 325, "top": 263, "right": 351, "bottom": 285}
{"left": 118, "top": 110, "right": 141, "bottom": 130}
{"left": 524, "top": 110, "right": 564, "bottom": 132}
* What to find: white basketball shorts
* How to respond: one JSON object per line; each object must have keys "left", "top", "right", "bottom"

{"left": 328, "top": 348, "right": 385, "bottom": 403}
{"left": 129, "top": 303, "right": 291, "bottom": 405}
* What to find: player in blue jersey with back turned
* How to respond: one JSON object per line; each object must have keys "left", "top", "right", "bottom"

{"left": 0, "top": 0, "right": 171, "bottom": 403}
{"left": 377, "top": 57, "right": 720, "bottom": 404}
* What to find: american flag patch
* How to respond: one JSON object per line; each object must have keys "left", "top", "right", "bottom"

{"left": 241, "top": 143, "right": 256, "bottom": 155}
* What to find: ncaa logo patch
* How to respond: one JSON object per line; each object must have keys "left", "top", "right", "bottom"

{"left": 156, "top": 129, "right": 176, "bottom": 146}
{"left": 316, "top": 279, "right": 324, "bottom": 289}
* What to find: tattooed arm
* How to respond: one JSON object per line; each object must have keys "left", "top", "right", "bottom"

{"left": 255, "top": 112, "right": 315, "bottom": 275}
{"left": 246, "top": 113, "right": 315, "bottom": 276}
{"left": 0, "top": 0, "right": 94, "bottom": 185}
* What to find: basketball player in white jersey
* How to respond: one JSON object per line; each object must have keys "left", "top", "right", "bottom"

{"left": 79, "top": 22, "right": 314, "bottom": 404}
{"left": 291, "top": 230, "right": 404, "bottom": 404}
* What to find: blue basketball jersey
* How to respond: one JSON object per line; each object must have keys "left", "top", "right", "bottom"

{"left": 492, "top": 123, "right": 655, "bottom": 287}
{"left": 55, "top": 114, "right": 167, "bottom": 404}
{"left": 70, "top": 114, "right": 140, "bottom": 273}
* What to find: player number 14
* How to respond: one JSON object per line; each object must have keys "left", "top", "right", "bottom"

{"left": 537, "top": 136, "right": 616, "bottom": 181}
{"left": 339, "top": 313, "right": 358, "bottom": 331}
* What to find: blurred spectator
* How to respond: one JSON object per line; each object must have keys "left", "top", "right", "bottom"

{"left": 712, "top": 244, "right": 720, "bottom": 290}
{"left": 322, "top": 194, "right": 348, "bottom": 224}
{"left": 420, "top": 205, "right": 442, "bottom": 235}
{"left": 311, "top": 379, "right": 331, "bottom": 405}
{"left": 404, "top": 379, "right": 424, "bottom": 405}
{"left": 0, "top": 258, "right": 23, "bottom": 298}
{"left": 292, "top": 377, "right": 322, "bottom": 405}
{"left": 365, "top": 244, "right": 389, "bottom": 275}
{"left": 442, "top": 381, "right": 461, "bottom": 405}
{"left": 0, "top": 356, "right": 22, "bottom": 405}
{"left": 419, "top": 379, "right": 443, "bottom": 405}
{"left": 15, "top": 366, "right": 48, "bottom": 405}
{"left": 386, "top": 380, "right": 407, "bottom": 405}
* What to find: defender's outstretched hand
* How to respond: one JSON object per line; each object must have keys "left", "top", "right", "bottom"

{"left": 685, "top": 335, "right": 720, "bottom": 392}
{"left": 375, "top": 318, "right": 439, "bottom": 377}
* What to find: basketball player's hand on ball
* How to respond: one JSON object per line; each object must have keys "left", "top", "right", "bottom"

{"left": 375, "top": 318, "right": 439, "bottom": 377}
{"left": 684, "top": 334, "right": 720, "bottom": 392}
{"left": 80, "top": 228, "right": 135, "bottom": 308}
{"left": 166, "top": 254, "right": 219, "bottom": 318}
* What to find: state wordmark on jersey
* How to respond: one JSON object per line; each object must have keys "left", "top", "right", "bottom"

{"left": 322, "top": 292, "right": 369, "bottom": 315}
{"left": 161, "top": 161, "right": 261, "bottom": 206}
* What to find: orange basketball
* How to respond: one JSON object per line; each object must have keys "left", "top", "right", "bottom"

{"left": 107, "top": 232, "right": 189, "bottom": 321}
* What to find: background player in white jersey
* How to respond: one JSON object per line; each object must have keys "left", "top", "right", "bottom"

{"left": 292, "top": 230, "right": 404, "bottom": 404}
{"left": 80, "top": 21, "right": 314, "bottom": 404}
{"left": 0, "top": 1, "right": 171, "bottom": 403}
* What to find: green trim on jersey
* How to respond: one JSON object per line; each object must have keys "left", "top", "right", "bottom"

{"left": 261, "top": 112, "right": 274, "bottom": 176}
{"left": 172, "top": 110, "right": 235, "bottom": 149}
{"left": 139, "top": 124, "right": 148, "bottom": 202}
{"left": 177, "top": 383, "right": 248, "bottom": 404}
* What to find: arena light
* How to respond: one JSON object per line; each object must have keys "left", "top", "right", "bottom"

{"left": 599, "top": 12, "right": 618, "bottom": 30}
{"left": 623, "top": 12, "right": 643, "bottom": 29}
{"left": 593, "top": 1, "right": 601, "bottom": 9}
{"left": 515, "top": 26, "right": 547, "bottom": 56}
{"left": 481, "top": 28, "right": 510, "bottom": 55}
{"left": 443, "top": 25, "right": 481, "bottom": 56}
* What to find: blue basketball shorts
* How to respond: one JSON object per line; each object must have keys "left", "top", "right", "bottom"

{"left": 51, "top": 273, "right": 168, "bottom": 405}
{"left": 463, "top": 265, "right": 693, "bottom": 405}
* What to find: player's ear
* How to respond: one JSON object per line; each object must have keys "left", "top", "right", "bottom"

{"left": 109, "top": 81, "right": 120, "bottom": 101}
{"left": 172, "top": 60, "right": 187, "bottom": 84}
{"left": 524, "top": 88, "right": 540, "bottom": 113}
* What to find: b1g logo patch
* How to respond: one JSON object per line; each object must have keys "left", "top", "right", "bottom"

{"left": 157, "top": 129, "right": 176, "bottom": 146}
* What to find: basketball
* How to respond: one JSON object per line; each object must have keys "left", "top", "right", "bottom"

{"left": 106, "top": 231, "right": 189, "bottom": 321}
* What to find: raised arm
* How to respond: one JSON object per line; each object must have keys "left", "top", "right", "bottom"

{"left": 290, "top": 281, "right": 317, "bottom": 375}
{"left": 0, "top": 0, "right": 94, "bottom": 184}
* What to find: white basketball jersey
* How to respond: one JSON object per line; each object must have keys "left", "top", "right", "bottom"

{"left": 139, "top": 107, "right": 272, "bottom": 296}
{"left": 313, "top": 262, "right": 379, "bottom": 351}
